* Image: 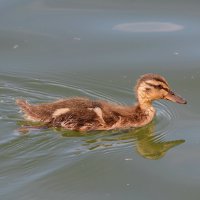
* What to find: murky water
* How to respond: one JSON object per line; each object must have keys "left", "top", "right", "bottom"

{"left": 1, "top": 0, "right": 200, "bottom": 199}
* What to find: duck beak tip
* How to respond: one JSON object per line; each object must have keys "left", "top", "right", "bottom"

{"left": 182, "top": 100, "right": 187, "bottom": 104}
{"left": 165, "top": 91, "right": 187, "bottom": 105}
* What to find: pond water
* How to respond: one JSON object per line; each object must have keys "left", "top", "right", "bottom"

{"left": 1, "top": 0, "right": 200, "bottom": 199}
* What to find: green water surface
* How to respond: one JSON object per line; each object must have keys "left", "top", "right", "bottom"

{"left": 0, "top": 0, "right": 200, "bottom": 200}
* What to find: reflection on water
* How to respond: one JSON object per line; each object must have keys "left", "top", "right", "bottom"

{"left": 18, "top": 122, "right": 185, "bottom": 160}
{"left": 113, "top": 22, "right": 184, "bottom": 33}
{"left": 56, "top": 122, "right": 185, "bottom": 160}
{"left": 130, "top": 123, "right": 184, "bottom": 159}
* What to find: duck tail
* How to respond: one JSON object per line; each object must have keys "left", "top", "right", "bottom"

{"left": 16, "top": 99, "right": 48, "bottom": 123}
{"left": 16, "top": 98, "right": 39, "bottom": 121}
{"left": 16, "top": 99, "right": 32, "bottom": 113}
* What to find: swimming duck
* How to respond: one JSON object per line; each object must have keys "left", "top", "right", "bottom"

{"left": 16, "top": 73, "right": 187, "bottom": 131}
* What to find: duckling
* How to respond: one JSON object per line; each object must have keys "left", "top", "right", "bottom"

{"left": 16, "top": 73, "right": 187, "bottom": 131}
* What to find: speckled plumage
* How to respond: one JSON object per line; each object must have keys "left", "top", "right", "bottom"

{"left": 16, "top": 74, "right": 187, "bottom": 131}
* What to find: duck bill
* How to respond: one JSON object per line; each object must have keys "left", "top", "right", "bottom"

{"left": 164, "top": 91, "right": 187, "bottom": 104}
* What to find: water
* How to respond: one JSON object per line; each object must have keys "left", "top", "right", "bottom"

{"left": 0, "top": 0, "right": 200, "bottom": 199}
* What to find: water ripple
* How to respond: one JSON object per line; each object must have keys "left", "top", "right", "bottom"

{"left": 154, "top": 101, "right": 177, "bottom": 133}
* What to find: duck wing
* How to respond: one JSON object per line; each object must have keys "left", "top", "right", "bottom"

{"left": 16, "top": 97, "right": 125, "bottom": 130}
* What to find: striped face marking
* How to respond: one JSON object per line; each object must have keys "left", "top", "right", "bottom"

{"left": 136, "top": 75, "right": 172, "bottom": 105}
{"left": 52, "top": 108, "right": 70, "bottom": 118}
{"left": 145, "top": 80, "right": 169, "bottom": 92}
{"left": 136, "top": 74, "right": 169, "bottom": 92}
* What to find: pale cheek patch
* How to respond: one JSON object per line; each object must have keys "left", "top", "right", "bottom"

{"left": 52, "top": 108, "right": 70, "bottom": 118}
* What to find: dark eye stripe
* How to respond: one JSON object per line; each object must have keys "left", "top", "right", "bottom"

{"left": 153, "top": 77, "right": 168, "bottom": 85}
{"left": 146, "top": 82, "right": 169, "bottom": 92}
{"left": 141, "top": 75, "right": 168, "bottom": 86}
{"left": 162, "top": 87, "right": 170, "bottom": 92}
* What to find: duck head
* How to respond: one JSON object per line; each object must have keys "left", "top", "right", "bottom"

{"left": 135, "top": 74, "right": 187, "bottom": 109}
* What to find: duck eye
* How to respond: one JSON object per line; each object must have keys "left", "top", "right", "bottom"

{"left": 157, "top": 84, "right": 163, "bottom": 89}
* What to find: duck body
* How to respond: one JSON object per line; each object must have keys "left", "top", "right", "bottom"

{"left": 16, "top": 74, "right": 186, "bottom": 131}
{"left": 16, "top": 97, "right": 155, "bottom": 131}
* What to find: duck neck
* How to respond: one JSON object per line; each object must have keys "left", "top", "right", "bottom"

{"left": 137, "top": 95, "right": 153, "bottom": 111}
{"left": 134, "top": 97, "right": 156, "bottom": 126}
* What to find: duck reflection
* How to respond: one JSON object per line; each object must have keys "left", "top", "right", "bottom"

{"left": 61, "top": 122, "right": 185, "bottom": 160}
{"left": 18, "top": 121, "right": 185, "bottom": 160}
